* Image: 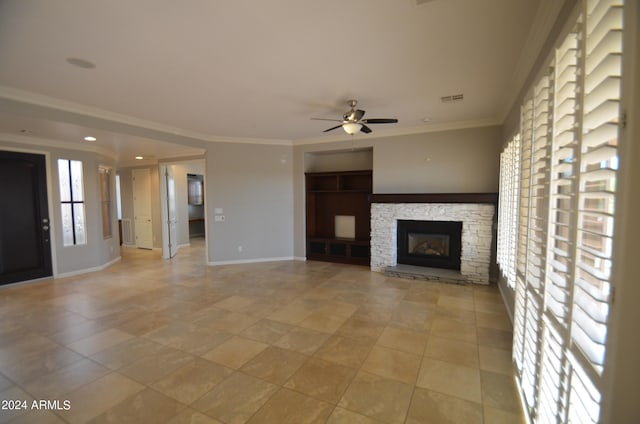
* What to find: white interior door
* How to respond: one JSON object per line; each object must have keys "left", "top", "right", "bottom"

{"left": 132, "top": 168, "right": 153, "bottom": 249}
{"left": 160, "top": 165, "right": 178, "bottom": 259}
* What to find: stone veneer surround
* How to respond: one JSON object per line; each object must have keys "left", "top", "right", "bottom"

{"left": 371, "top": 202, "right": 495, "bottom": 284}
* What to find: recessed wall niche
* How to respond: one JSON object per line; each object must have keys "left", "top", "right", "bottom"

{"left": 304, "top": 148, "right": 373, "bottom": 265}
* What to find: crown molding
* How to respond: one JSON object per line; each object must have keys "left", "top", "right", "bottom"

{"left": 0, "top": 86, "right": 293, "bottom": 147}
{"left": 0, "top": 132, "right": 117, "bottom": 159}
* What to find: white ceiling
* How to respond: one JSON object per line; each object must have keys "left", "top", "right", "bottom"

{"left": 0, "top": 0, "right": 554, "bottom": 163}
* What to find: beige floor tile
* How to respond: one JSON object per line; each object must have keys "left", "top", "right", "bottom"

{"left": 150, "top": 358, "right": 232, "bottom": 404}
{"left": 338, "top": 371, "right": 413, "bottom": 424}
{"left": 0, "top": 386, "right": 35, "bottom": 422}
{"left": 6, "top": 410, "right": 67, "bottom": 424}
{"left": 389, "top": 308, "right": 432, "bottom": 332}
{"left": 66, "top": 328, "right": 134, "bottom": 356}
{"left": 476, "top": 310, "right": 512, "bottom": 331}
{"left": 483, "top": 405, "right": 527, "bottom": 424}
{"left": 88, "top": 388, "right": 184, "bottom": 423}
{"left": 314, "top": 335, "right": 374, "bottom": 369}
{"left": 3, "top": 345, "right": 85, "bottom": 385}
{"left": 479, "top": 345, "right": 514, "bottom": 375}
{"left": 90, "top": 337, "right": 166, "bottom": 370}
{"left": 298, "top": 312, "right": 348, "bottom": 334}
{"left": 240, "top": 319, "right": 293, "bottom": 344}
{"left": 361, "top": 345, "right": 422, "bottom": 385}
{"left": 351, "top": 306, "right": 393, "bottom": 325}
{"left": 315, "top": 301, "right": 359, "bottom": 318}
{"left": 274, "top": 326, "right": 330, "bottom": 354}
{"left": 424, "top": 336, "right": 479, "bottom": 368}
{"left": 266, "top": 304, "right": 313, "bottom": 325}
{"left": 434, "top": 305, "right": 477, "bottom": 325}
{"left": 57, "top": 372, "right": 144, "bottom": 424}
{"left": 247, "top": 388, "right": 333, "bottom": 424}
{"left": 376, "top": 325, "right": 427, "bottom": 355}
{"left": 477, "top": 327, "right": 513, "bottom": 350}
{"left": 166, "top": 408, "right": 223, "bottom": 424}
{"left": 214, "top": 295, "right": 257, "bottom": 312}
{"left": 48, "top": 319, "right": 110, "bottom": 345}
{"left": 203, "top": 311, "right": 260, "bottom": 334}
{"left": 336, "top": 317, "right": 386, "bottom": 342}
{"left": 437, "top": 295, "right": 475, "bottom": 311}
{"left": 144, "top": 322, "right": 233, "bottom": 355}
{"left": 326, "top": 407, "right": 383, "bottom": 424}
{"left": 0, "top": 332, "right": 59, "bottom": 367}
{"left": 241, "top": 346, "right": 308, "bottom": 385}
{"left": 474, "top": 298, "right": 510, "bottom": 315}
{"left": 202, "top": 336, "right": 268, "bottom": 369}
{"left": 115, "top": 312, "right": 172, "bottom": 335}
{"left": 23, "top": 357, "right": 111, "bottom": 398}
{"left": 0, "top": 372, "right": 12, "bottom": 391}
{"left": 430, "top": 318, "right": 478, "bottom": 344}
{"left": 118, "top": 346, "right": 195, "bottom": 384}
{"left": 480, "top": 370, "right": 522, "bottom": 412}
{"left": 284, "top": 357, "right": 357, "bottom": 403}
{"left": 406, "top": 387, "right": 483, "bottom": 424}
{"left": 192, "top": 372, "right": 278, "bottom": 424}
{"left": 416, "top": 358, "right": 482, "bottom": 403}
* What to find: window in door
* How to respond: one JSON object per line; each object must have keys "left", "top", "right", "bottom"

{"left": 58, "top": 159, "right": 86, "bottom": 246}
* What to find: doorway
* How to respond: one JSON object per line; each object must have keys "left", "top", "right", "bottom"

{"left": 132, "top": 168, "right": 153, "bottom": 249}
{"left": 0, "top": 150, "right": 52, "bottom": 285}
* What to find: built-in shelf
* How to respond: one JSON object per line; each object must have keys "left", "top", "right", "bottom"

{"left": 305, "top": 170, "right": 372, "bottom": 266}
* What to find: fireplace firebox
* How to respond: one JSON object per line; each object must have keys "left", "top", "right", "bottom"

{"left": 397, "top": 220, "right": 462, "bottom": 270}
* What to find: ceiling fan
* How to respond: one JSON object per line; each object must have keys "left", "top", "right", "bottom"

{"left": 312, "top": 100, "right": 398, "bottom": 135}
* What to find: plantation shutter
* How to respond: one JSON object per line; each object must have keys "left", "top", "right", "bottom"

{"left": 512, "top": 99, "right": 534, "bottom": 376}
{"left": 503, "top": 0, "right": 624, "bottom": 422}
{"left": 569, "top": 0, "right": 622, "bottom": 379}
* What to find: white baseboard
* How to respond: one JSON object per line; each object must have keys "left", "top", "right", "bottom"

{"left": 208, "top": 256, "right": 296, "bottom": 266}
{"left": 55, "top": 256, "right": 122, "bottom": 279}
{"left": 294, "top": 256, "right": 307, "bottom": 261}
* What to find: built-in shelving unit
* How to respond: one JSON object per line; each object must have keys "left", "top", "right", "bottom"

{"left": 305, "top": 170, "right": 372, "bottom": 265}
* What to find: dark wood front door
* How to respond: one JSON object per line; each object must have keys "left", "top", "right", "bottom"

{"left": 0, "top": 150, "right": 52, "bottom": 285}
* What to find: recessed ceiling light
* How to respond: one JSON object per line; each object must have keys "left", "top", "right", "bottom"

{"left": 135, "top": 156, "right": 144, "bottom": 160}
{"left": 422, "top": 117, "right": 432, "bottom": 123}
{"left": 84, "top": 136, "right": 96, "bottom": 141}
{"left": 66, "top": 57, "right": 96, "bottom": 69}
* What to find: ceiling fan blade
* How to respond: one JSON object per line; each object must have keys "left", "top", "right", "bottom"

{"left": 311, "top": 118, "right": 343, "bottom": 122}
{"left": 323, "top": 124, "right": 344, "bottom": 133}
{"left": 354, "top": 109, "right": 365, "bottom": 121}
{"left": 361, "top": 118, "right": 398, "bottom": 124}
{"left": 360, "top": 125, "right": 372, "bottom": 134}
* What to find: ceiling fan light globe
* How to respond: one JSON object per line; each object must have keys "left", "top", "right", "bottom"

{"left": 343, "top": 122, "right": 362, "bottom": 135}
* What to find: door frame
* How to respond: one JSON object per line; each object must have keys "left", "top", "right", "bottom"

{"left": 0, "top": 145, "right": 59, "bottom": 280}
{"left": 159, "top": 164, "right": 178, "bottom": 259}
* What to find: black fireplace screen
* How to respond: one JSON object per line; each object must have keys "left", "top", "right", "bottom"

{"left": 397, "top": 220, "right": 462, "bottom": 270}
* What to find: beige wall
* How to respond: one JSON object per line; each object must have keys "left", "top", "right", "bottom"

{"left": 205, "top": 142, "right": 294, "bottom": 263}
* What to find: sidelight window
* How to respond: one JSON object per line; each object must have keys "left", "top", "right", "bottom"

{"left": 58, "top": 159, "right": 86, "bottom": 246}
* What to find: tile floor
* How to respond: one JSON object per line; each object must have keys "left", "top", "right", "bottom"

{"left": 0, "top": 240, "right": 525, "bottom": 423}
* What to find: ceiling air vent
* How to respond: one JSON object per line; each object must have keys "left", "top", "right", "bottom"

{"left": 415, "top": 0, "right": 437, "bottom": 4}
{"left": 440, "top": 94, "right": 464, "bottom": 103}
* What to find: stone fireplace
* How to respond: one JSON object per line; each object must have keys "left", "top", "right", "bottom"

{"left": 370, "top": 193, "right": 497, "bottom": 285}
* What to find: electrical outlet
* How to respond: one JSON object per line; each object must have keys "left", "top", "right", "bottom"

{"left": 238, "top": 245, "right": 243, "bottom": 253}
